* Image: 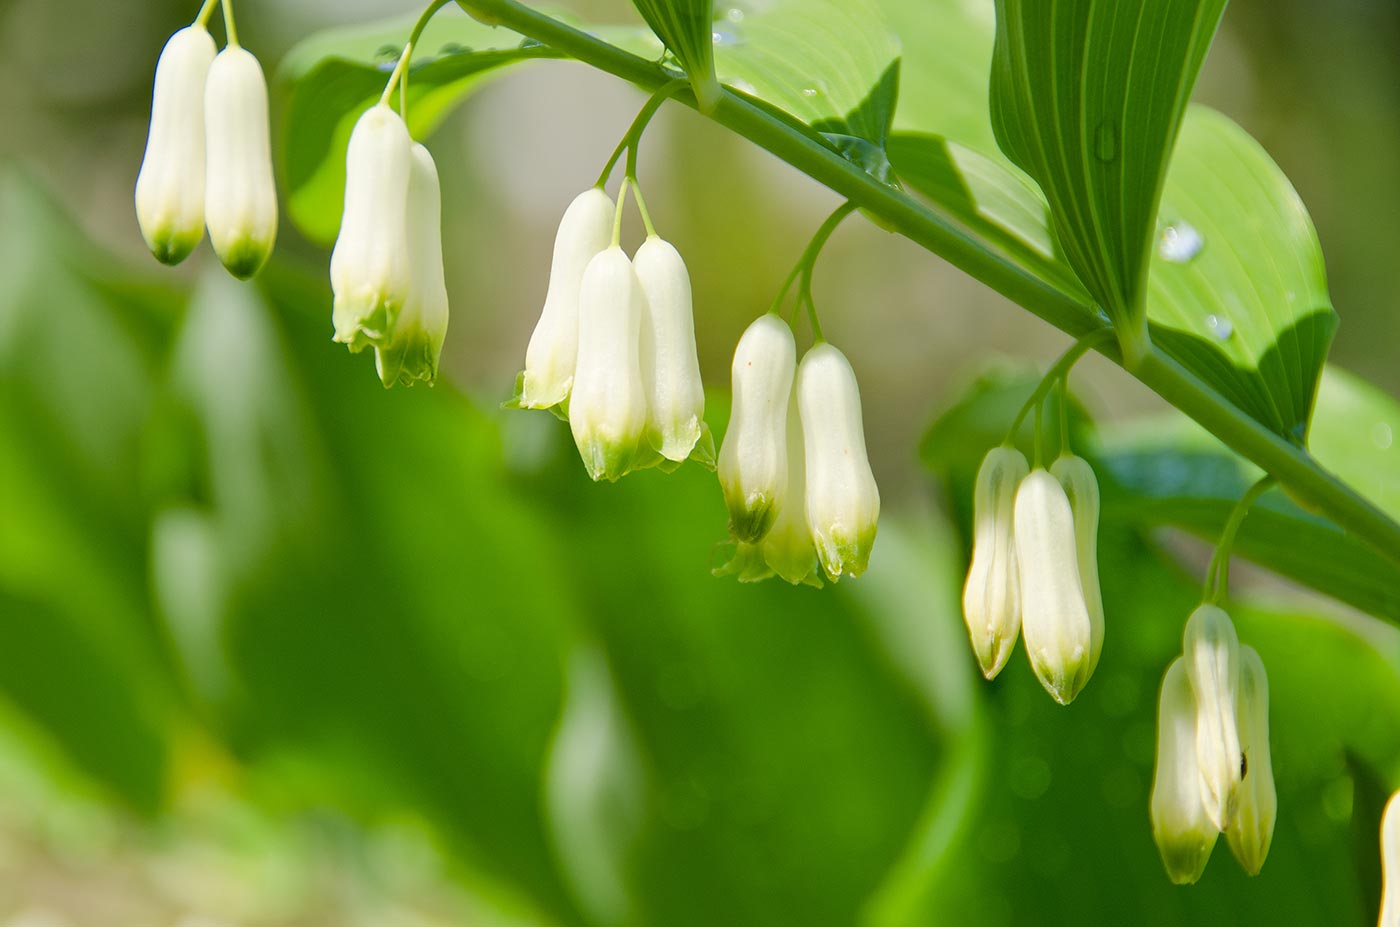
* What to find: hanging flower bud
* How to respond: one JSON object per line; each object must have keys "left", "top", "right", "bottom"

{"left": 376, "top": 143, "right": 450, "bottom": 388}
{"left": 1013, "top": 469, "right": 1093, "bottom": 704}
{"left": 718, "top": 315, "right": 796, "bottom": 542}
{"left": 1183, "top": 603, "right": 1244, "bottom": 831}
{"left": 203, "top": 46, "right": 278, "bottom": 280}
{"left": 1226, "top": 645, "right": 1275, "bottom": 875}
{"left": 330, "top": 104, "right": 413, "bottom": 352}
{"left": 135, "top": 26, "right": 216, "bottom": 266}
{"left": 797, "top": 343, "right": 880, "bottom": 581}
{"left": 520, "top": 188, "right": 616, "bottom": 409}
{"left": 635, "top": 237, "right": 706, "bottom": 462}
{"left": 963, "top": 446, "right": 1029, "bottom": 679}
{"left": 569, "top": 247, "right": 647, "bottom": 481}
{"left": 1051, "top": 454, "right": 1105, "bottom": 678}
{"left": 1381, "top": 790, "right": 1400, "bottom": 927}
{"left": 1151, "top": 657, "right": 1219, "bottom": 885}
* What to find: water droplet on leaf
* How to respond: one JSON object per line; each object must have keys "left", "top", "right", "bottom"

{"left": 1205, "top": 314, "right": 1233, "bottom": 340}
{"left": 1159, "top": 222, "right": 1204, "bottom": 263}
{"left": 711, "top": 22, "right": 743, "bottom": 46}
{"left": 1373, "top": 423, "right": 1393, "bottom": 450}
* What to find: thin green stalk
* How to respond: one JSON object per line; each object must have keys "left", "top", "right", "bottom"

{"left": 630, "top": 179, "right": 658, "bottom": 238}
{"left": 194, "top": 0, "right": 220, "bottom": 28}
{"left": 458, "top": 0, "right": 1400, "bottom": 569}
{"left": 1057, "top": 376, "right": 1071, "bottom": 457}
{"left": 220, "top": 0, "right": 239, "bottom": 45}
{"left": 596, "top": 79, "right": 689, "bottom": 188}
{"left": 769, "top": 201, "right": 856, "bottom": 330}
{"left": 612, "top": 177, "right": 631, "bottom": 247}
{"left": 1005, "top": 329, "right": 1115, "bottom": 443}
{"left": 380, "top": 0, "right": 454, "bottom": 108}
{"left": 1205, "top": 476, "right": 1277, "bottom": 604}
{"left": 1033, "top": 399, "right": 1045, "bottom": 468}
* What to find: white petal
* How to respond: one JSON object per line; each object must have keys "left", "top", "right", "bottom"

{"left": 569, "top": 247, "right": 646, "bottom": 481}
{"left": 204, "top": 46, "right": 278, "bottom": 279}
{"left": 522, "top": 188, "right": 615, "bottom": 409}
{"left": 761, "top": 386, "right": 821, "bottom": 586}
{"left": 797, "top": 342, "right": 879, "bottom": 581}
{"left": 963, "top": 446, "right": 1029, "bottom": 679}
{"left": 717, "top": 315, "right": 796, "bottom": 542}
{"left": 1050, "top": 454, "right": 1104, "bottom": 678}
{"left": 1382, "top": 790, "right": 1400, "bottom": 927}
{"left": 1183, "top": 603, "right": 1244, "bottom": 830}
{"left": 135, "top": 26, "right": 216, "bottom": 265}
{"left": 1225, "top": 645, "right": 1275, "bottom": 875}
{"left": 1151, "top": 657, "right": 1219, "bottom": 885}
{"left": 635, "top": 236, "right": 704, "bottom": 462}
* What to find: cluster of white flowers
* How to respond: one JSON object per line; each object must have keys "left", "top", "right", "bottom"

{"left": 962, "top": 446, "right": 1104, "bottom": 704}
{"left": 1150, "top": 604, "right": 1275, "bottom": 883}
{"left": 715, "top": 316, "right": 880, "bottom": 586}
{"left": 136, "top": 22, "right": 277, "bottom": 280}
{"left": 515, "top": 187, "right": 710, "bottom": 481}
{"left": 330, "top": 103, "right": 450, "bottom": 387}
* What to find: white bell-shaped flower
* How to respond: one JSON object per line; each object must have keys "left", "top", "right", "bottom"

{"left": 1051, "top": 454, "right": 1105, "bottom": 678}
{"left": 1183, "top": 603, "right": 1244, "bottom": 831}
{"left": 797, "top": 343, "right": 880, "bottom": 581}
{"left": 1013, "top": 468, "right": 1093, "bottom": 704}
{"left": 569, "top": 247, "right": 647, "bottom": 482}
{"left": 718, "top": 315, "right": 796, "bottom": 542}
{"left": 963, "top": 445, "right": 1029, "bottom": 679}
{"left": 330, "top": 104, "right": 413, "bottom": 352}
{"left": 521, "top": 188, "right": 616, "bottom": 409}
{"left": 635, "top": 236, "right": 705, "bottom": 463}
{"left": 135, "top": 26, "right": 216, "bottom": 266}
{"left": 376, "top": 143, "right": 450, "bottom": 388}
{"left": 204, "top": 46, "right": 278, "bottom": 280}
{"left": 761, "top": 388, "right": 822, "bottom": 585}
{"left": 1151, "top": 657, "right": 1219, "bottom": 885}
{"left": 1226, "top": 645, "right": 1275, "bottom": 875}
{"left": 1381, "top": 790, "right": 1400, "bottom": 927}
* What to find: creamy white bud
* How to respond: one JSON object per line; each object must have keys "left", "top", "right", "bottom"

{"left": 797, "top": 343, "right": 880, "bottom": 581}
{"left": 635, "top": 236, "right": 705, "bottom": 462}
{"left": 1226, "top": 645, "right": 1275, "bottom": 875}
{"left": 569, "top": 247, "right": 647, "bottom": 481}
{"left": 1151, "top": 657, "right": 1219, "bottom": 885}
{"left": 1051, "top": 454, "right": 1104, "bottom": 678}
{"left": 1381, "top": 790, "right": 1400, "bottom": 927}
{"left": 521, "top": 188, "right": 616, "bottom": 409}
{"left": 375, "top": 143, "right": 450, "bottom": 388}
{"left": 963, "top": 446, "right": 1029, "bottom": 679}
{"left": 718, "top": 315, "right": 796, "bottom": 542}
{"left": 330, "top": 104, "right": 413, "bottom": 352}
{"left": 1183, "top": 603, "right": 1244, "bottom": 830}
{"left": 762, "top": 387, "right": 821, "bottom": 585}
{"left": 204, "top": 46, "right": 278, "bottom": 279}
{"left": 1014, "top": 468, "right": 1093, "bottom": 704}
{"left": 135, "top": 26, "right": 216, "bottom": 266}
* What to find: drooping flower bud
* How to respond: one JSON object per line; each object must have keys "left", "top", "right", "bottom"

{"left": 203, "top": 46, "right": 278, "bottom": 280}
{"left": 1051, "top": 454, "right": 1105, "bottom": 678}
{"left": 1151, "top": 657, "right": 1219, "bottom": 885}
{"left": 963, "top": 446, "right": 1029, "bottom": 679}
{"left": 1226, "top": 645, "right": 1275, "bottom": 875}
{"left": 520, "top": 188, "right": 615, "bottom": 409}
{"left": 1013, "top": 468, "right": 1093, "bottom": 704}
{"left": 569, "top": 247, "right": 647, "bottom": 481}
{"left": 718, "top": 315, "right": 796, "bottom": 542}
{"left": 135, "top": 26, "right": 216, "bottom": 266}
{"left": 1381, "top": 790, "right": 1400, "bottom": 927}
{"left": 797, "top": 343, "right": 880, "bottom": 581}
{"left": 330, "top": 104, "right": 413, "bottom": 352}
{"left": 1183, "top": 603, "right": 1244, "bottom": 831}
{"left": 375, "top": 143, "right": 450, "bottom": 388}
{"left": 635, "top": 236, "right": 706, "bottom": 463}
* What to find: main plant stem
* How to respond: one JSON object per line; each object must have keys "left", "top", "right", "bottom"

{"left": 455, "top": 0, "right": 1400, "bottom": 566}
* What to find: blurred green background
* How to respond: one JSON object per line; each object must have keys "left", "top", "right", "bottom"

{"left": 1, "top": 0, "right": 1399, "bottom": 925}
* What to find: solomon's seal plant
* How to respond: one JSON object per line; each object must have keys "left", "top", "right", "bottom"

{"left": 135, "top": 0, "right": 1400, "bottom": 908}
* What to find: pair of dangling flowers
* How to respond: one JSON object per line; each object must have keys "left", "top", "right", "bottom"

{"left": 135, "top": 0, "right": 277, "bottom": 280}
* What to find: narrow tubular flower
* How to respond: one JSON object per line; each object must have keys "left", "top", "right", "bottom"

{"left": 1151, "top": 658, "right": 1219, "bottom": 885}
{"left": 762, "top": 388, "right": 821, "bottom": 585}
{"left": 1051, "top": 454, "right": 1105, "bottom": 678}
{"left": 717, "top": 315, "right": 796, "bottom": 543}
{"left": 135, "top": 26, "right": 216, "bottom": 266}
{"left": 1226, "top": 645, "right": 1275, "bottom": 876}
{"left": 635, "top": 236, "right": 705, "bottom": 462}
{"left": 797, "top": 343, "right": 880, "bottom": 581}
{"left": 1013, "top": 469, "right": 1093, "bottom": 704}
{"left": 963, "top": 446, "right": 1029, "bottom": 679}
{"left": 569, "top": 247, "right": 647, "bottom": 481}
{"left": 330, "top": 104, "right": 413, "bottom": 352}
{"left": 204, "top": 46, "right": 278, "bottom": 280}
{"left": 1183, "top": 603, "right": 1244, "bottom": 831}
{"left": 521, "top": 188, "right": 615, "bottom": 409}
{"left": 376, "top": 143, "right": 450, "bottom": 388}
{"left": 1382, "top": 790, "right": 1400, "bottom": 927}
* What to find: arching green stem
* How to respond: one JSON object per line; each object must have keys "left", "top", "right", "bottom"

{"left": 766, "top": 201, "right": 856, "bottom": 332}
{"left": 1005, "top": 329, "right": 1116, "bottom": 444}
{"left": 596, "top": 79, "right": 690, "bottom": 188}
{"left": 1057, "top": 376, "right": 1071, "bottom": 457}
{"left": 629, "top": 179, "right": 658, "bottom": 239}
{"left": 612, "top": 177, "right": 631, "bottom": 248}
{"left": 1204, "top": 476, "right": 1277, "bottom": 604}
{"left": 194, "top": 0, "right": 220, "bottom": 28}
{"left": 379, "top": 0, "right": 455, "bottom": 109}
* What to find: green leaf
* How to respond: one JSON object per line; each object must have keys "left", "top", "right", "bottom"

{"left": 1309, "top": 367, "right": 1400, "bottom": 522}
{"left": 630, "top": 0, "right": 722, "bottom": 112}
{"left": 988, "top": 0, "right": 1228, "bottom": 347}
{"left": 1147, "top": 106, "right": 1337, "bottom": 444}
